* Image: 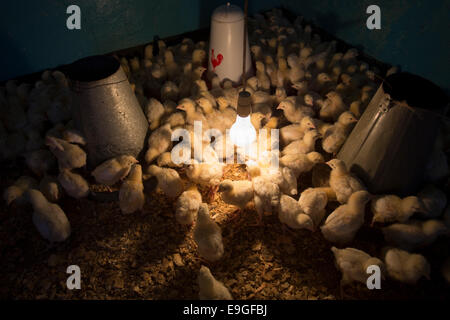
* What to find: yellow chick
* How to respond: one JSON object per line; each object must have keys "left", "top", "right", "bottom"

{"left": 92, "top": 155, "right": 138, "bottom": 186}
{"left": 384, "top": 248, "right": 430, "bottom": 284}
{"left": 27, "top": 189, "right": 71, "bottom": 242}
{"left": 321, "top": 190, "right": 371, "bottom": 244}
{"left": 327, "top": 159, "right": 366, "bottom": 204}
{"left": 119, "top": 164, "right": 145, "bottom": 214}
{"left": 198, "top": 265, "right": 233, "bottom": 300}
{"left": 193, "top": 203, "right": 224, "bottom": 262}
{"left": 218, "top": 179, "right": 254, "bottom": 211}
{"left": 3, "top": 175, "right": 38, "bottom": 206}
{"left": 147, "top": 164, "right": 183, "bottom": 199}
{"left": 175, "top": 185, "right": 202, "bottom": 225}
{"left": 58, "top": 169, "right": 89, "bottom": 199}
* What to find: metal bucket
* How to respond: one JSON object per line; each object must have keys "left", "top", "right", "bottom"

{"left": 337, "top": 72, "right": 448, "bottom": 196}
{"left": 68, "top": 55, "right": 148, "bottom": 167}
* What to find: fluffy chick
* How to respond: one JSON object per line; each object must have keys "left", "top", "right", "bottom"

{"left": 175, "top": 185, "right": 202, "bottom": 225}
{"left": 277, "top": 99, "right": 314, "bottom": 124}
{"left": 119, "top": 164, "right": 145, "bottom": 214}
{"left": 26, "top": 189, "right": 71, "bottom": 242}
{"left": 39, "top": 175, "right": 62, "bottom": 203}
{"left": 147, "top": 164, "right": 183, "bottom": 198}
{"left": 327, "top": 159, "right": 366, "bottom": 204}
{"left": 322, "top": 111, "right": 358, "bottom": 154}
{"left": 45, "top": 136, "right": 86, "bottom": 170}
{"left": 4, "top": 175, "right": 38, "bottom": 206}
{"left": 193, "top": 203, "right": 224, "bottom": 262}
{"left": 321, "top": 190, "right": 371, "bottom": 244}
{"left": 281, "top": 129, "right": 320, "bottom": 155}
{"left": 145, "top": 123, "right": 173, "bottom": 163}
{"left": 280, "top": 116, "right": 316, "bottom": 145}
{"left": 298, "top": 187, "right": 328, "bottom": 228}
{"left": 145, "top": 98, "right": 165, "bottom": 130}
{"left": 331, "top": 246, "right": 385, "bottom": 288}
{"left": 384, "top": 248, "right": 430, "bottom": 284}
{"left": 198, "top": 265, "right": 233, "bottom": 300}
{"left": 382, "top": 219, "right": 447, "bottom": 251}
{"left": 92, "top": 155, "right": 138, "bottom": 186}
{"left": 371, "top": 195, "right": 422, "bottom": 225}
{"left": 278, "top": 194, "right": 314, "bottom": 231}
{"left": 280, "top": 151, "right": 324, "bottom": 178}
{"left": 218, "top": 179, "right": 254, "bottom": 211}
{"left": 58, "top": 169, "right": 89, "bottom": 199}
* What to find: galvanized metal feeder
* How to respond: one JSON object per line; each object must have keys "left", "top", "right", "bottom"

{"left": 337, "top": 72, "right": 448, "bottom": 196}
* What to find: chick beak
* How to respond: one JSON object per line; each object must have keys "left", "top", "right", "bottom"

{"left": 176, "top": 105, "right": 184, "bottom": 110}
{"left": 276, "top": 104, "right": 283, "bottom": 110}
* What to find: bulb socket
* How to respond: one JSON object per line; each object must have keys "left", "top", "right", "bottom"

{"left": 236, "top": 91, "right": 252, "bottom": 117}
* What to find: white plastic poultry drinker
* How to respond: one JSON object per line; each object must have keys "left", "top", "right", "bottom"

{"left": 208, "top": 2, "right": 253, "bottom": 83}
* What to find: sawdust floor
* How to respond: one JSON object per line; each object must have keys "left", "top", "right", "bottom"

{"left": 1, "top": 160, "right": 449, "bottom": 300}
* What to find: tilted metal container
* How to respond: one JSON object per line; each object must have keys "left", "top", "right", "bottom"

{"left": 69, "top": 55, "right": 148, "bottom": 167}
{"left": 337, "top": 72, "right": 448, "bottom": 196}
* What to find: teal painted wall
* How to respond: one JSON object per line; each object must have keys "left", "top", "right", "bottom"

{"left": 1, "top": 0, "right": 449, "bottom": 95}
{"left": 0, "top": 0, "right": 277, "bottom": 81}
{"left": 280, "top": 0, "right": 450, "bottom": 94}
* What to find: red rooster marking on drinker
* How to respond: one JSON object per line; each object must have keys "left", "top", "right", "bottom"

{"left": 211, "top": 49, "right": 223, "bottom": 71}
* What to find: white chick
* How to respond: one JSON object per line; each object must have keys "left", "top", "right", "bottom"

{"left": 58, "top": 169, "right": 89, "bottom": 199}
{"left": 145, "top": 98, "right": 165, "bottom": 130}
{"left": 39, "top": 175, "right": 62, "bottom": 203}
{"left": 62, "top": 128, "right": 86, "bottom": 146}
{"left": 218, "top": 179, "right": 254, "bottom": 211}
{"left": 382, "top": 219, "right": 447, "bottom": 251}
{"left": 45, "top": 136, "right": 86, "bottom": 170}
{"left": 25, "top": 149, "right": 56, "bottom": 176}
{"left": 3, "top": 176, "right": 38, "bottom": 206}
{"left": 322, "top": 111, "right": 358, "bottom": 154}
{"left": 198, "top": 265, "right": 233, "bottom": 300}
{"left": 327, "top": 159, "right": 366, "bottom": 204}
{"left": 278, "top": 194, "right": 314, "bottom": 231}
{"left": 371, "top": 195, "right": 422, "bottom": 225}
{"left": 176, "top": 98, "right": 208, "bottom": 127}
{"left": 147, "top": 164, "right": 183, "bottom": 198}
{"left": 119, "top": 164, "right": 145, "bottom": 214}
{"left": 417, "top": 184, "right": 447, "bottom": 218}
{"left": 27, "top": 189, "right": 71, "bottom": 242}
{"left": 280, "top": 116, "right": 316, "bottom": 145}
{"left": 186, "top": 161, "right": 224, "bottom": 192}
{"left": 277, "top": 99, "right": 314, "bottom": 124}
{"left": 250, "top": 169, "right": 281, "bottom": 223}
{"left": 157, "top": 151, "right": 181, "bottom": 168}
{"left": 92, "top": 155, "right": 138, "bottom": 186}
{"left": 281, "top": 129, "right": 321, "bottom": 155}
{"left": 175, "top": 185, "right": 202, "bottom": 225}
{"left": 193, "top": 203, "right": 224, "bottom": 262}
{"left": 384, "top": 248, "right": 430, "bottom": 284}
{"left": 320, "top": 91, "right": 347, "bottom": 122}
{"left": 279, "top": 166, "right": 298, "bottom": 196}
{"left": 298, "top": 187, "right": 328, "bottom": 228}
{"left": 331, "top": 246, "right": 385, "bottom": 288}
{"left": 145, "top": 123, "right": 172, "bottom": 163}
{"left": 255, "top": 61, "right": 271, "bottom": 92}
{"left": 162, "top": 111, "right": 185, "bottom": 129}
{"left": 321, "top": 190, "right": 371, "bottom": 244}
{"left": 279, "top": 151, "right": 324, "bottom": 178}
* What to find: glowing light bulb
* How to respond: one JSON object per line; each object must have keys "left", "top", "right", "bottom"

{"left": 229, "top": 115, "right": 256, "bottom": 148}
